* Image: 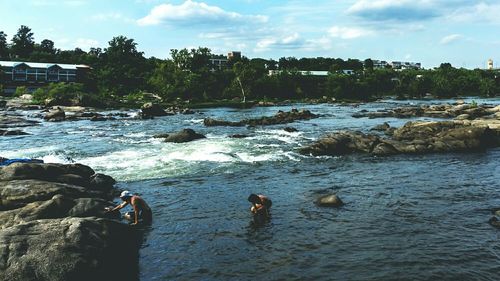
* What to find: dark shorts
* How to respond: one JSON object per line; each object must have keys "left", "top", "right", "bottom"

{"left": 125, "top": 209, "right": 152, "bottom": 224}
{"left": 139, "top": 208, "right": 153, "bottom": 224}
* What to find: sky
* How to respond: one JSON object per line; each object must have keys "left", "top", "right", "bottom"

{"left": 0, "top": 0, "right": 499, "bottom": 69}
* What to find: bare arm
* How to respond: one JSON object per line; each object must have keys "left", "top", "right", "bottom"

{"left": 106, "top": 201, "right": 128, "bottom": 212}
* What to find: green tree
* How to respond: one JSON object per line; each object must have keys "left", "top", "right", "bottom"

{"left": 11, "top": 25, "right": 35, "bottom": 58}
{"left": 0, "top": 31, "right": 8, "bottom": 59}
{"left": 39, "top": 39, "right": 55, "bottom": 54}
{"left": 97, "top": 36, "right": 148, "bottom": 96}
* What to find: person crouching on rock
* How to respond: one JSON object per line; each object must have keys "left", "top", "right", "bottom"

{"left": 248, "top": 194, "right": 272, "bottom": 224}
{"left": 105, "top": 191, "right": 152, "bottom": 225}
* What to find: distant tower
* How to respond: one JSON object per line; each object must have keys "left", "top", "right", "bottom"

{"left": 487, "top": 58, "right": 493, "bottom": 70}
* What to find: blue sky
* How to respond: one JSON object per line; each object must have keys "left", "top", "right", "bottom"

{"left": 1, "top": 0, "right": 499, "bottom": 68}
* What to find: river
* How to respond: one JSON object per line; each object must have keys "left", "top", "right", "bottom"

{"left": 2, "top": 98, "right": 500, "bottom": 280}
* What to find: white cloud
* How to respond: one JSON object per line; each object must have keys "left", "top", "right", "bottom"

{"left": 255, "top": 33, "right": 304, "bottom": 52}
{"left": 347, "top": 0, "right": 439, "bottom": 22}
{"left": 448, "top": 2, "right": 500, "bottom": 24}
{"left": 137, "top": 0, "right": 268, "bottom": 26}
{"left": 440, "top": 34, "right": 463, "bottom": 45}
{"left": 328, "top": 26, "right": 374, "bottom": 39}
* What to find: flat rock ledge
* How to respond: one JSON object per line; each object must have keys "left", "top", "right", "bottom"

{"left": 353, "top": 104, "right": 500, "bottom": 120}
{"left": 203, "top": 109, "right": 318, "bottom": 127}
{"left": 0, "top": 162, "right": 140, "bottom": 281}
{"left": 299, "top": 120, "right": 500, "bottom": 156}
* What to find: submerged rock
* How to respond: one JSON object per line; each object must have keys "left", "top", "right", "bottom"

{"left": 316, "top": 194, "right": 344, "bottom": 207}
{"left": 0, "top": 129, "right": 29, "bottom": 136}
{"left": 283, "top": 127, "right": 298, "bottom": 133}
{"left": 229, "top": 134, "right": 249, "bottom": 138}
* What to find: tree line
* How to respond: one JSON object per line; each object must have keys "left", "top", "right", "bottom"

{"left": 1, "top": 25, "right": 499, "bottom": 106}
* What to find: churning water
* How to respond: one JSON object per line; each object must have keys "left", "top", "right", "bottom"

{"left": 2, "top": 98, "right": 500, "bottom": 280}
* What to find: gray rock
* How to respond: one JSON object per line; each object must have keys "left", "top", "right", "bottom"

{"left": 0, "top": 217, "right": 139, "bottom": 281}
{"left": 44, "top": 107, "right": 66, "bottom": 122}
{"left": 370, "top": 122, "right": 390, "bottom": 131}
{"left": 300, "top": 121, "right": 499, "bottom": 156}
{"left": 159, "top": 129, "right": 206, "bottom": 143}
{"left": 0, "top": 163, "right": 95, "bottom": 182}
{"left": 140, "top": 102, "right": 171, "bottom": 118}
{"left": 204, "top": 109, "right": 318, "bottom": 127}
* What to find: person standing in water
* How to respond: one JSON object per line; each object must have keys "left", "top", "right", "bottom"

{"left": 248, "top": 194, "right": 272, "bottom": 224}
{"left": 106, "top": 191, "right": 152, "bottom": 225}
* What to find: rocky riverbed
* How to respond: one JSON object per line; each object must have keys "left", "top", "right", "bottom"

{"left": 0, "top": 162, "right": 141, "bottom": 281}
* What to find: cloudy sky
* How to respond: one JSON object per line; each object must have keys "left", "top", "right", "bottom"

{"left": 1, "top": 0, "right": 499, "bottom": 68}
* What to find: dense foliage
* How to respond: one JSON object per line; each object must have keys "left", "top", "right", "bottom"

{"left": 1, "top": 25, "right": 499, "bottom": 106}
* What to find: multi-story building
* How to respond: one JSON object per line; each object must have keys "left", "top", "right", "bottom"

{"left": 0, "top": 61, "right": 91, "bottom": 94}
{"left": 227, "top": 51, "right": 241, "bottom": 61}
{"left": 372, "top": 60, "right": 421, "bottom": 70}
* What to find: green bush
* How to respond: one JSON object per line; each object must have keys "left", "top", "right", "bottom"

{"left": 14, "top": 86, "right": 29, "bottom": 97}
{"left": 32, "top": 83, "right": 104, "bottom": 107}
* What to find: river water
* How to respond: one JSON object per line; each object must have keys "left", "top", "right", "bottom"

{"left": 2, "top": 98, "right": 500, "bottom": 280}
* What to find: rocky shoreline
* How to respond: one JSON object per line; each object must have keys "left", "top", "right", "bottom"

{"left": 0, "top": 162, "right": 141, "bottom": 281}
{"left": 300, "top": 103, "right": 500, "bottom": 156}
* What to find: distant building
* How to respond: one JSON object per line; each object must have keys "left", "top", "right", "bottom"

{"left": 487, "top": 59, "right": 493, "bottom": 70}
{"left": 372, "top": 60, "right": 421, "bottom": 70}
{"left": 0, "top": 61, "right": 91, "bottom": 94}
{"left": 268, "top": 70, "right": 330, "bottom": 76}
{"left": 209, "top": 58, "right": 228, "bottom": 71}
{"left": 227, "top": 51, "right": 241, "bottom": 61}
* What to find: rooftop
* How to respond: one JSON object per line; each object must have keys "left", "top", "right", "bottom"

{"left": 0, "top": 61, "right": 91, "bottom": 70}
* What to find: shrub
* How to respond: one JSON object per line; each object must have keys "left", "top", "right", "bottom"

{"left": 31, "top": 83, "right": 103, "bottom": 107}
{"left": 14, "top": 86, "right": 29, "bottom": 97}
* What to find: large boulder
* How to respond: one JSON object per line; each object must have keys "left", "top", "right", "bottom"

{"left": 0, "top": 163, "right": 95, "bottom": 183}
{"left": 0, "top": 162, "right": 142, "bottom": 281}
{"left": 140, "top": 102, "right": 171, "bottom": 118}
{"left": 44, "top": 107, "right": 66, "bottom": 122}
{"left": 0, "top": 217, "right": 139, "bottom": 281}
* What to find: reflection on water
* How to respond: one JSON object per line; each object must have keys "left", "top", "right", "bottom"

{"left": 2, "top": 98, "right": 500, "bottom": 280}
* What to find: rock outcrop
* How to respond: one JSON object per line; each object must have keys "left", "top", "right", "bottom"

{"left": 0, "top": 162, "right": 140, "bottom": 281}
{"left": 153, "top": 128, "right": 206, "bottom": 143}
{"left": 299, "top": 120, "right": 500, "bottom": 156}
{"left": 353, "top": 103, "right": 499, "bottom": 120}
{"left": 0, "top": 129, "right": 29, "bottom": 136}
{"left": 44, "top": 107, "right": 66, "bottom": 122}
{"left": 204, "top": 109, "right": 318, "bottom": 127}
{"left": 140, "top": 102, "right": 171, "bottom": 118}
{"left": 0, "top": 114, "right": 39, "bottom": 128}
